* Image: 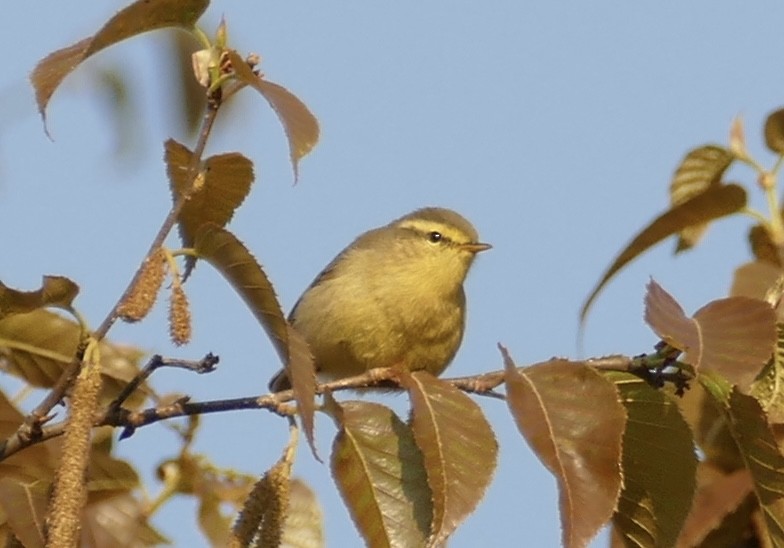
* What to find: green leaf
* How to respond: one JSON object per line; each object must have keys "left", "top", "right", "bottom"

{"left": 644, "top": 279, "right": 776, "bottom": 389}
{"left": 606, "top": 372, "right": 697, "bottom": 548}
{"left": 225, "top": 50, "right": 320, "bottom": 182}
{"left": 501, "top": 350, "right": 625, "bottom": 548}
{"left": 0, "top": 276, "right": 79, "bottom": 319}
{"left": 193, "top": 224, "right": 317, "bottom": 455}
{"left": 669, "top": 145, "right": 735, "bottom": 252}
{"left": 751, "top": 324, "right": 784, "bottom": 423}
{"left": 581, "top": 183, "right": 747, "bottom": 324}
{"left": 326, "top": 398, "right": 431, "bottom": 547}
{"left": 700, "top": 372, "right": 784, "bottom": 542}
{"left": 30, "top": 0, "right": 209, "bottom": 133}
{"left": 399, "top": 370, "right": 498, "bottom": 546}
{"left": 764, "top": 108, "right": 784, "bottom": 154}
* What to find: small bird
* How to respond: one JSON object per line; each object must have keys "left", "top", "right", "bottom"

{"left": 268, "top": 207, "right": 490, "bottom": 391}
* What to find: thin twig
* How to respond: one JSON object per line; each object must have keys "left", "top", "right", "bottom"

{"left": 107, "top": 353, "right": 219, "bottom": 413}
{"left": 17, "top": 93, "right": 223, "bottom": 436}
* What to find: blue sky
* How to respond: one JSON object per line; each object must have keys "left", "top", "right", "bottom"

{"left": 3, "top": 2, "right": 784, "bottom": 546}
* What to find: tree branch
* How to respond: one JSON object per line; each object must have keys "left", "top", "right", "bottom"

{"left": 16, "top": 91, "right": 224, "bottom": 437}
{"left": 0, "top": 345, "right": 693, "bottom": 461}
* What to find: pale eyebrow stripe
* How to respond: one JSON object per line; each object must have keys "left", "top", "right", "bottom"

{"left": 396, "top": 219, "right": 464, "bottom": 244}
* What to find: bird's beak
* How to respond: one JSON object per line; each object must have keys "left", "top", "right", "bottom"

{"left": 460, "top": 242, "right": 492, "bottom": 254}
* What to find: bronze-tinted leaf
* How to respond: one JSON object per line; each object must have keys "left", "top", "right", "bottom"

{"left": 691, "top": 297, "right": 776, "bottom": 390}
{"left": 281, "top": 479, "right": 325, "bottom": 548}
{"left": 644, "top": 278, "right": 699, "bottom": 352}
{"left": 678, "top": 383, "right": 743, "bottom": 472}
{"left": 731, "top": 261, "right": 783, "bottom": 301}
{"left": 700, "top": 372, "right": 784, "bottom": 543}
{"left": 748, "top": 224, "right": 781, "bottom": 266}
{"left": 87, "top": 448, "right": 140, "bottom": 494}
{"left": 677, "top": 466, "right": 754, "bottom": 547}
{"left": 0, "top": 392, "right": 59, "bottom": 477}
{"left": 326, "top": 398, "right": 431, "bottom": 547}
{"left": 168, "top": 31, "right": 206, "bottom": 138}
{"left": 166, "top": 139, "right": 255, "bottom": 250}
{"left": 193, "top": 224, "right": 316, "bottom": 452}
{"left": 0, "top": 394, "right": 57, "bottom": 548}
{"left": 193, "top": 224, "right": 287, "bottom": 360}
{"left": 0, "top": 275, "right": 79, "bottom": 319}
{"left": 198, "top": 492, "right": 233, "bottom": 547}
{"left": 225, "top": 50, "right": 319, "bottom": 182}
{"left": 606, "top": 372, "right": 697, "bottom": 548}
{"left": 501, "top": 350, "right": 625, "bottom": 548}
{"left": 669, "top": 145, "right": 735, "bottom": 251}
{"left": 399, "top": 370, "right": 498, "bottom": 546}
{"left": 0, "top": 310, "right": 150, "bottom": 407}
{"left": 644, "top": 279, "right": 776, "bottom": 388}
{"left": 31, "top": 0, "right": 209, "bottom": 131}
{"left": 764, "top": 108, "right": 784, "bottom": 154}
{"left": 581, "top": 183, "right": 747, "bottom": 323}
{"left": 82, "top": 492, "right": 170, "bottom": 547}
{"left": 0, "top": 476, "right": 49, "bottom": 548}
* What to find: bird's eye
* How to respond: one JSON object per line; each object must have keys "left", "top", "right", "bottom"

{"left": 427, "top": 231, "right": 443, "bottom": 243}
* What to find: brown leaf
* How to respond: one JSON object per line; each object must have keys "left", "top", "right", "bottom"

{"left": 225, "top": 50, "right": 319, "bottom": 182}
{"left": 31, "top": 0, "right": 209, "bottom": 132}
{"left": 764, "top": 108, "right": 784, "bottom": 154}
{"left": 0, "top": 392, "right": 59, "bottom": 476}
{"left": 0, "top": 276, "right": 79, "bottom": 319}
{"left": 749, "top": 224, "right": 782, "bottom": 266}
{"left": 0, "top": 310, "right": 150, "bottom": 407}
{"left": 669, "top": 145, "right": 735, "bottom": 251}
{"left": 678, "top": 383, "right": 743, "bottom": 471}
{"left": 701, "top": 372, "right": 784, "bottom": 543}
{"left": 692, "top": 297, "right": 777, "bottom": 389}
{"left": 82, "top": 492, "right": 170, "bottom": 547}
{"left": 281, "top": 479, "right": 325, "bottom": 548}
{"left": 399, "top": 370, "right": 498, "bottom": 546}
{"left": 0, "top": 476, "right": 49, "bottom": 548}
{"left": 193, "top": 224, "right": 316, "bottom": 453}
{"left": 581, "top": 183, "right": 747, "bottom": 323}
{"left": 644, "top": 279, "right": 776, "bottom": 389}
{"left": 87, "top": 448, "right": 140, "bottom": 495}
{"left": 198, "top": 493, "right": 233, "bottom": 547}
{"left": 168, "top": 31, "right": 206, "bottom": 138}
{"left": 501, "top": 350, "right": 625, "bottom": 548}
{"left": 166, "top": 139, "right": 255, "bottom": 250}
{"left": 326, "top": 398, "right": 431, "bottom": 547}
{"left": 676, "top": 466, "right": 754, "bottom": 547}
{"left": 644, "top": 278, "right": 698, "bottom": 352}
{"left": 606, "top": 372, "right": 697, "bottom": 548}
{"left": 731, "top": 261, "right": 783, "bottom": 301}
{"left": 0, "top": 396, "right": 56, "bottom": 548}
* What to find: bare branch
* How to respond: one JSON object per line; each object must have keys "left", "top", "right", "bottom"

{"left": 0, "top": 344, "right": 693, "bottom": 461}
